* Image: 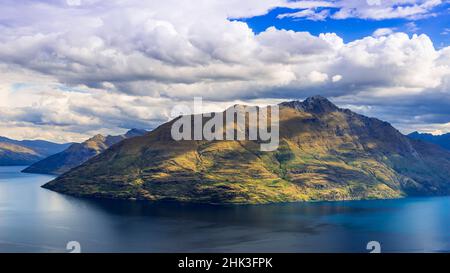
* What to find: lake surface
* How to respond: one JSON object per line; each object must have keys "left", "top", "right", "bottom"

{"left": 0, "top": 166, "right": 449, "bottom": 253}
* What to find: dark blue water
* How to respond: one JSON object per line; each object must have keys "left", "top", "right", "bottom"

{"left": 0, "top": 166, "right": 449, "bottom": 253}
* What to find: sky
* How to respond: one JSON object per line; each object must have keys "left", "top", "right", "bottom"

{"left": 0, "top": 0, "right": 450, "bottom": 142}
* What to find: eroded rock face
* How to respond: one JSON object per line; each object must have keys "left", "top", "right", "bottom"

{"left": 43, "top": 97, "right": 450, "bottom": 204}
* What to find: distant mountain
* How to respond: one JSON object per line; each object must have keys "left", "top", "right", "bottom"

{"left": 124, "top": 128, "right": 148, "bottom": 138}
{"left": 408, "top": 132, "right": 450, "bottom": 151}
{"left": 22, "top": 129, "right": 148, "bottom": 175}
{"left": 0, "top": 142, "right": 42, "bottom": 166}
{"left": 0, "top": 137, "right": 72, "bottom": 166}
{"left": 43, "top": 96, "right": 450, "bottom": 204}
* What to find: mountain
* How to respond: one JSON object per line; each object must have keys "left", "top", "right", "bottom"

{"left": 43, "top": 96, "right": 450, "bottom": 204}
{"left": 0, "top": 142, "right": 42, "bottom": 166}
{"left": 22, "top": 129, "right": 148, "bottom": 175}
{"left": 124, "top": 128, "right": 148, "bottom": 138}
{"left": 408, "top": 132, "right": 450, "bottom": 151}
{"left": 0, "top": 137, "right": 72, "bottom": 166}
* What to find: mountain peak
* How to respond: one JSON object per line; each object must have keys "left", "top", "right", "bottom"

{"left": 303, "top": 95, "right": 332, "bottom": 103}
{"left": 125, "top": 128, "right": 148, "bottom": 138}
{"left": 408, "top": 131, "right": 424, "bottom": 137}
{"left": 280, "top": 95, "right": 339, "bottom": 114}
{"left": 87, "top": 134, "right": 107, "bottom": 144}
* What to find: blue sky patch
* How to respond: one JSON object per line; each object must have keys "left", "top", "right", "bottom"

{"left": 238, "top": 5, "right": 450, "bottom": 47}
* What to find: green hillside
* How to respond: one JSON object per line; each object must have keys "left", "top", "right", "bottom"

{"left": 43, "top": 97, "right": 450, "bottom": 204}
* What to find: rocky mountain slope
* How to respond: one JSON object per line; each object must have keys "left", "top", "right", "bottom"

{"left": 43, "top": 97, "right": 450, "bottom": 204}
{"left": 23, "top": 129, "right": 147, "bottom": 175}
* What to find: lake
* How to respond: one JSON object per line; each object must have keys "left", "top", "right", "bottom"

{"left": 0, "top": 165, "right": 449, "bottom": 253}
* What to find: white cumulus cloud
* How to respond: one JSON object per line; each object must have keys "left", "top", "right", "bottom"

{"left": 0, "top": 0, "right": 449, "bottom": 141}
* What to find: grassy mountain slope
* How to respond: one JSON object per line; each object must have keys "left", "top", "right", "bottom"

{"left": 43, "top": 97, "right": 450, "bottom": 204}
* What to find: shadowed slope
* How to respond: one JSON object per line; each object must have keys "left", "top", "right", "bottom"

{"left": 0, "top": 137, "right": 71, "bottom": 166}
{"left": 0, "top": 142, "right": 42, "bottom": 166}
{"left": 408, "top": 132, "right": 450, "bottom": 151}
{"left": 23, "top": 129, "right": 147, "bottom": 175}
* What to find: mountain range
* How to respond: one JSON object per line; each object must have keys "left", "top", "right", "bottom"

{"left": 0, "top": 137, "right": 71, "bottom": 166}
{"left": 408, "top": 132, "right": 450, "bottom": 151}
{"left": 22, "top": 129, "right": 147, "bottom": 175}
{"left": 43, "top": 96, "right": 450, "bottom": 204}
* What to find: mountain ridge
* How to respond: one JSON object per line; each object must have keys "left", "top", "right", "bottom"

{"left": 43, "top": 97, "right": 450, "bottom": 204}
{"left": 22, "top": 129, "right": 148, "bottom": 175}
{"left": 408, "top": 131, "right": 450, "bottom": 151}
{"left": 0, "top": 137, "right": 72, "bottom": 166}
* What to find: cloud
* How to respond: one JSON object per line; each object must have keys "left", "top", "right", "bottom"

{"left": 66, "top": 0, "right": 81, "bottom": 6}
{"left": 406, "top": 22, "right": 420, "bottom": 33}
{"left": 332, "top": 75, "right": 343, "bottom": 82}
{"left": 373, "top": 28, "right": 395, "bottom": 37}
{"left": 0, "top": 0, "right": 449, "bottom": 141}
{"left": 277, "top": 8, "right": 330, "bottom": 21}
{"left": 308, "top": 71, "right": 329, "bottom": 82}
{"left": 277, "top": 0, "right": 444, "bottom": 21}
